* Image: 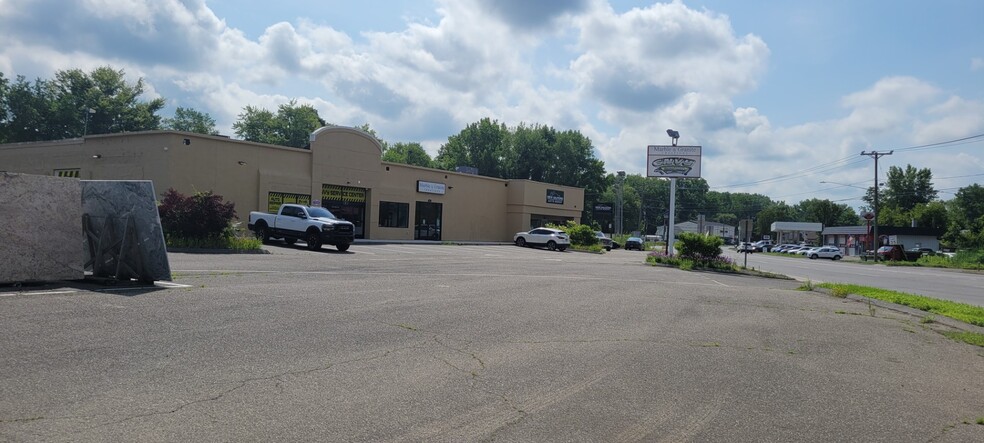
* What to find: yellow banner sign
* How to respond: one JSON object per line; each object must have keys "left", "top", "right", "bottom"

{"left": 322, "top": 184, "right": 366, "bottom": 203}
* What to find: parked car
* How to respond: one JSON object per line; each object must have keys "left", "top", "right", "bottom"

{"left": 782, "top": 245, "right": 805, "bottom": 254}
{"left": 808, "top": 246, "right": 843, "bottom": 260}
{"left": 771, "top": 244, "right": 796, "bottom": 253}
{"left": 752, "top": 240, "right": 775, "bottom": 252}
{"left": 624, "top": 237, "right": 644, "bottom": 251}
{"left": 595, "top": 231, "right": 613, "bottom": 251}
{"left": 514, "top": 228, "right": 569, "bottom": 251}
{"left": 736, "top": 242, "right": 754, "bottom": 252}
{"left": 907, "top": 247, "right": 936, "bottom": 256}
{"left": 796, "top": 246, "right": 818, "bottom": 255}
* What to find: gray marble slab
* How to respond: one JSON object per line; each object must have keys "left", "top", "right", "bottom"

{"left": 81, "top": 180, "right": 171, "bottom": 282}
{"left": 0, "top": 173, "right": 85, "bottom": 283}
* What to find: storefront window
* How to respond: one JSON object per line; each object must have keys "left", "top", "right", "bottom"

{"left": 379, "top": 201, "right": 409, "bottom": 228}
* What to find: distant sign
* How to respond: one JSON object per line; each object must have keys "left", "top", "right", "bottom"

{"left": 594, "top": 203, "right": 613, "bottom": 213}
{"left": 546, "top": 189, "right": 564, "bottom": 204}
{"left": 417, "top": 180, "right": 446, "bottom": 195}
{"left": 647, "top": 145, "right": 702, "bottom": 178}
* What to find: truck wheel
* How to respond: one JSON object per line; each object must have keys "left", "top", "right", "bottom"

{"left": 306, "top": 232, "right": 322, "bottom": 250}
{"left": 284, "top": 238, "right": 297, "bottom": 245}
{"left": 336, "top": 244, "right": 350, "bottom": 252}
{"left": 255, "top": 224, "right": 271, "bottom": 243}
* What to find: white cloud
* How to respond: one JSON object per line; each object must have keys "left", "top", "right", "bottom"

{"left": 971, "top": 57, "right": 984, "bottom": 71}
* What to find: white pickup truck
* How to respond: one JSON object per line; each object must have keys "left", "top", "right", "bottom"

{"left": 248, "top": 204, "right": 355, "bottom": 251}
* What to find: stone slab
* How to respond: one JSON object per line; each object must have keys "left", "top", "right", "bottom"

{"left": 81, "top": 180, "right": 171, "bottom": 282}
{"left": 0, "top": 173, "right": 85, "bottom": 283}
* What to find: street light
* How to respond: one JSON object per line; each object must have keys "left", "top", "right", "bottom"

{"left": 666, "top": 129, "right": 679, "bottom": 255}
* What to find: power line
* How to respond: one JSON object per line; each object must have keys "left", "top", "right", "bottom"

{"left": 710, "top": 132, "right": 984, "bottom": 191}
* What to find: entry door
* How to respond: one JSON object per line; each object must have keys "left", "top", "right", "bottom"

{"left": 414, "top": 202, "right": 443, "bottom": 241}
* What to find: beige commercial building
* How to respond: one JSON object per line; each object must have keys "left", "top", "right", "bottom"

{"left": 0, "top": 127, "right": 584, "bottom": 241}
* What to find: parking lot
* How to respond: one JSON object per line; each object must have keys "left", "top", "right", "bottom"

{"left": 2, "top": 244, "right": 982, "bottom": 442}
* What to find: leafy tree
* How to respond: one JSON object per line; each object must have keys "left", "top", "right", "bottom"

{"left": 0, "top": 72, "right": 8, "bottom": 143}
{"left": 162, "top": 107, "right": 218, "bottom": 135}
{"left": 382, "top": 142, "right": 434, "bottom": 168}
{"left": 357, "top": 122, "right": 388, "bottom": 150}
{"left": 232, "top": 99, "right": 326, "bottom": 148}
{"left": 864, "top": 164, "right": 937, "bottom": 212}
{"left": 945, "top": 184, "right": 984, "bottom": 247}
{"left": 794, "top": 198, "right": 858, "bottom": 227}
{"left": 910, "top": 201, "right": 948, "bottom": 231}
{"left": 756, "top": 202, "right": 794, "bottom": 237}
{"left": 951, "top": 184, "right": 984, "bottom": 226}
{"left": 436, "top": 118, "right": 510, "bottom": 177}
{"left": 0, "top": 66, "right": 164, "bottom": 142}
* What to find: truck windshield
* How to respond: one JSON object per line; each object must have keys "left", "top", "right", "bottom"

{"left": 307, "top": 207, "right": 338, "bottom": 219}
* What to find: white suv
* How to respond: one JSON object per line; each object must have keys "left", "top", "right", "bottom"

{"left": 514, "top": 228, "right": 570, "bottom": 251}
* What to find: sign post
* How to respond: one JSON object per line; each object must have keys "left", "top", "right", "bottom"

{"left": 648, "top": 143, "right": 702, "bottom": 256}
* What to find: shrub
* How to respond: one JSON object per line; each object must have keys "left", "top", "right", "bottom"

{"left": 676, "top": 232, "right": 724, "bottom": 259}
{"left": 158, "top": 188, "right": 237, "bottom": 240}
{"left": 549, "top": 221, "right": 598, "bottom": 247}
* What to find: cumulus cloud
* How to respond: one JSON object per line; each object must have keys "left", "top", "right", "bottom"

{"left": 2, "top": 0, "right": 982, "bottom": 207}
{"left": 570, "top": 1, "right": 769, "bottom": 113}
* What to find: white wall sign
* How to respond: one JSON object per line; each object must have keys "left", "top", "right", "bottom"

{"left": 417, "top": 180, "right": 446, "bottom": 195}
{"left": 647, "top": 145, "right": 702, "bottom": 178}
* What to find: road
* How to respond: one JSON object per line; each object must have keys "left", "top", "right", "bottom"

{"left": 1, "top": 244, "right": 982, "bottom": 442}
{"left": 723, "top": 249, "right": 984, "bottom": 307}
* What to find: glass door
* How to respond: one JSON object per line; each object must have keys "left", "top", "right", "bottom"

{"left": 414, "top": 201, "right": 443, "bottom": 241}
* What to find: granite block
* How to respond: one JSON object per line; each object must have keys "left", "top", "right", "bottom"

{"left": 0, "top": 173, "right": 85, "bottom": 283}
{"left": 81, "top": 180, "right": 171, "bottom": 282}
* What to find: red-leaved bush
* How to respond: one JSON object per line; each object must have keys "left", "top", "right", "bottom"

{"left": 158, "top": 188, "right": 237, "bottom": 239}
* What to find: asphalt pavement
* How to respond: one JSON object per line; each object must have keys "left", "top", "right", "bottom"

{"left": 1, "top": 244, "right": 982, "bottom": 442}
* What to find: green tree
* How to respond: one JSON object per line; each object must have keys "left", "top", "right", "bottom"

{"left": 382, "top": 142, "right": 434, "bottom": 168}
{"left": 436, "top": 118, "right": 510, "bottom": 177}
{"left": 864, "top": 164, "right": 937, "bottom": 212}
{"left": 946, "top": 184, "right": 984, "bottom": 247}
{"left": 0, "top": 66, "right": 164, "bottom": 142}
{"left": 794, "top": 198, "right": 857, "bottom": 227}
{"left": 0, "top": 72, "right": 9, "bottom": 143}
{"left": 232, "top": 100, "right": 326, "bottom": 148}
{"left": 910, "top": 201, "right": 948, "bottom": 231}
{"left": 756, "top": 202, "right": 794, "bottom": 237}
{"left": 162, "top": 107, "right": 218, "bottom": 135}
{"left": 357, "top": 123, "right": 388, "bottom": 150}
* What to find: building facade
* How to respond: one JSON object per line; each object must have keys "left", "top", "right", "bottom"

{"left": 0, "top": 127, "right": 585, "bottom": 242}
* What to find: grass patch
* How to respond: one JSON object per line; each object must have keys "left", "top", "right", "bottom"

{"left": 941, "top": 331, "right": 984, "bottom": 347}
{"left": 166, "top": 235, "right": 262, "bottom": 250}
{"left": 647, "top": 252, "right": 793, "bottom": 279}
{"left": 815, "top": 283, "right": 984, "bottom": 327}
{"left": 977, "top": 417, "right": 984, "bottom": 425}
{"left": 830, "top": 286, "right": 851, "bottom": 298}
{"left": 797, "top": 280, "right": 814, "bottom": 291}
{"left": 570, "top": 244, "right": 605, "bottom": 253}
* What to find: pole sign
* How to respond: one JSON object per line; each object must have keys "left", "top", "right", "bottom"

{"left": 647, "top": 145, "right": 702, "bottom": 178}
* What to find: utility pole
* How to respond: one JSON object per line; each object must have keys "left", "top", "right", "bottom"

{"left": 860, "top": 150, "right": 893, "bottom": 255}
{"left": 616, "top": 170, "right": 626, "bottom": 235}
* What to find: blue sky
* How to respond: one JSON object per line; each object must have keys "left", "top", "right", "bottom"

{"left": 2, "top": 0, "right": 982, "bottom": 210}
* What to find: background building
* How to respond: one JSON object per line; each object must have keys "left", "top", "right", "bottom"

{"left": 0, "top": 127, "right": 584, "bottom": 242}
